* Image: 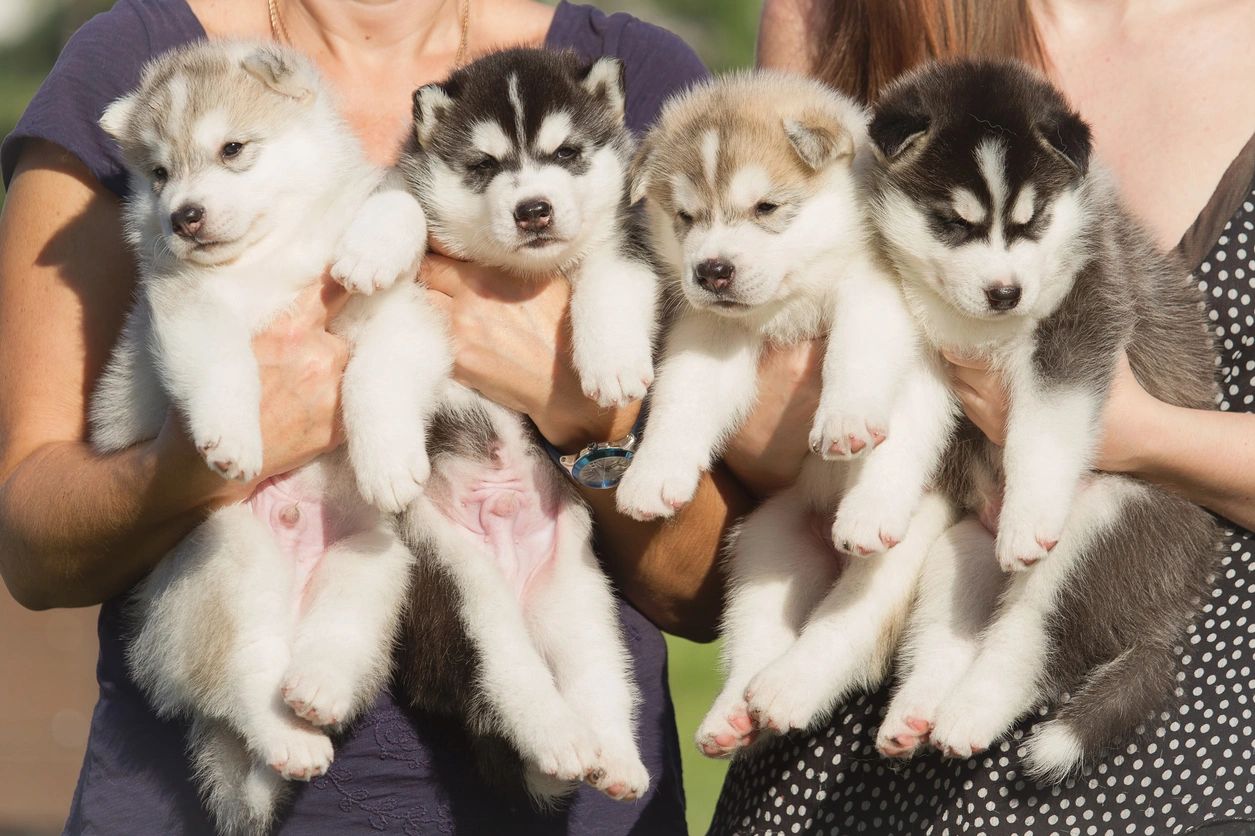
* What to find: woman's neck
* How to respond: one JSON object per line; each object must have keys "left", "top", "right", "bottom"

{"left": 277, "top": 0, "right": 465, "bottom": 65}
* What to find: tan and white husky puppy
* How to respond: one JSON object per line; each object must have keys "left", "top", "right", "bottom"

{"left": 92, "top": 41, "right": 449, "bottom": 834}
{"left": 618, "top": 73, "right": 955, "bottom": 758}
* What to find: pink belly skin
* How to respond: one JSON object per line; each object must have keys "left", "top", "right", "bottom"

{"left": 432, "top": 458, "right": 559, "bottom": 601}
{"left": 247, "top": 471, "right": 353, "bottom": 607}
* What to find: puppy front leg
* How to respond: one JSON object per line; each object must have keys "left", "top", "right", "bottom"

{"left": 331, "top": 170, "right": 428, "bottom": 295}
{"left": 568, "top": 248, "right": 659, "bottom": 408}
{"left": 615, "top": 314, "right": 760, "bottom": 520}
{"left": 811, "top": 256, "right": 920, "bottom": 458}
{"left": 337, "top": 283, "right": 451, "bottom": 511}
{"left": 151, "top": 299, "right": 262, "bottom": 482}
{"left": 832, "top": 357, "right": 958, "bottom": 555}
{"left": 995, "top": 370, "right": 1101, "bottom": 571}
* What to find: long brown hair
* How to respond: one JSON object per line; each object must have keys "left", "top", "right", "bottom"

{"left": 812, "top": 0, "right": 1045, "bottom": 104}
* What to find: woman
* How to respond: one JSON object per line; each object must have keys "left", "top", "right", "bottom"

{"left": 708, "top": 1, "right": 1255, "bottom": 833}
{"left": 0, "top": 1, "right": 737, "bottom": 832}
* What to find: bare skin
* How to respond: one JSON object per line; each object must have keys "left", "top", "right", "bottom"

{"left": 753, "top": 0, "right": 1255, "bottom": 531}
{"left": 0, "top": 0, "right": 736, "bottom": 639}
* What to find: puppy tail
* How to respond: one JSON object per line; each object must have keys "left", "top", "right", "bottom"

{"left": 1022, "top": 640, "right": 1175, "bottom": 782}
{"left": 189, "top": 716, "right": 290, "bottom": 836}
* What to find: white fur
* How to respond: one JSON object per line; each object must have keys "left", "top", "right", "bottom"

{"left": 92, "top": 42, "right": 449, "bottom": 833}
{"left": 927, "top": 477, "right": 1134, "bottom": 759}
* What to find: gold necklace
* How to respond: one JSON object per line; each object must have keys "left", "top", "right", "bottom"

{"left": 267, "top": 0, "right": 471, "bottom": 67}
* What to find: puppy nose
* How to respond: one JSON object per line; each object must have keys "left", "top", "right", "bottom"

{"left": 694, "top": 258, "right": 735, "bottom": 292}
{"left": 514, "top": 199, "right": 552, "bottom": 232}
{"left": 171, "top": 204, "right": 205, "bottom": 239}
{"left": 984, "top": 283, "right": 1021, "bottom": 311}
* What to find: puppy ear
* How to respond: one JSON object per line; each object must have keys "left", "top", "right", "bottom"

{"left": 628, "top": 133, "right": 656, "bottom": 204}
{"left": 784, "top": 114, "right": 854, "bottom": 171}
{"left": 241, "top": 45, "right": 316, "bottom": 101}
{"left": 869, "top": 93, "right": 929, "bottom": 161}
{"left": 412, "top": 83, "right": 454, "bottom": 148}
{"left": 580, "top": 56, "right": 626, "bottom": 122}
{"left": 1036, "top": 107, "right": 1092, "bottom": 175}
{"left": 100, "top": 93, "right": 137, "bottom": 141}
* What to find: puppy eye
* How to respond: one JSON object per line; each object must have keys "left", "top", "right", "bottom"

{"left": 220, "top": 141, "right": 245, "bottom": 160}
{"left": 942, "top": 215, "right": 975, "bottom": 232}
{"left": 676, "top": 210, "right": 694, "bottom": 225}
{"left": 468, "top": 155, "right": 499, "bottom": 173}
{"left": 755, "top": 202, "right": 779, "bottom": 217}
{"left": 152, "top": 166, "right": 169, "bottom": 182}
{"left": 553, "top": 145, "right": 580, "bottom": 161}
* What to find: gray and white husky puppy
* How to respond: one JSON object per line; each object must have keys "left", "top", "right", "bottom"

{"left": 394, "top": 48, "right": 655, "bottom": 807}
{"left": 859, "top": 60, "right": 1219, "bottom": 780}
{"left": 92, "top": 41, "right": 449, "bottom": 833}
{"left": 615, "top": 73, "right": 955, "bottom": 758}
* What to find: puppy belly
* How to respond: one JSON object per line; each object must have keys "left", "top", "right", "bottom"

{"left": 433, "top": 464, "right": 559, "bottom": 600}
{"left": 246, "top": 472, "right": 355, "bottom": 606}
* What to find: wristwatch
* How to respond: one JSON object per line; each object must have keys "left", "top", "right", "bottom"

{"left": 545, "top": 409, "right": 646, "bottom": 490}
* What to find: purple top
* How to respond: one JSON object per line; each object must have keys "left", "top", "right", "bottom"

{"left": 2, "top": 2, "right": 706, "bottom": 833}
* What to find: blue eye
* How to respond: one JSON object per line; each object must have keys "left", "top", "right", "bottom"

{"left": 554, "top": 145, "right": 580, "bottom": 161}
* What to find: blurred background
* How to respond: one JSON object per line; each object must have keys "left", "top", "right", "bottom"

{"left": 0, "top": 1, "right": 757, "bottom": 833}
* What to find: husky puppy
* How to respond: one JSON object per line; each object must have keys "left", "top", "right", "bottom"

{"left": 92, "top": 41, "right": 449, "bottom": 833}
{"left": 862, "top": 60, "right": 1219, "bottom": 779}
{"left": 394, "top": 48, "right": 654, "bottom": 807}
{"left": 615, "top": 72, "right": 955, "bottom": 758}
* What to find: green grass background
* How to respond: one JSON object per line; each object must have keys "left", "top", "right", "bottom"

{"left": 0, "top": 2, "right": 757, "bottom": 831}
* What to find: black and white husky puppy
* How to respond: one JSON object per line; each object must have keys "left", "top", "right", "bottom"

{"left": 615, "top": 72, "right": 955, "bottom": 758}
{"left": 861, "top": 60, "right": 1219, "bottom": 779}
{"left": 91, "top": 42, "right": 449, "bottom": 833}
{"left": 394, "top": 48, "right": 656, "bottom": 807}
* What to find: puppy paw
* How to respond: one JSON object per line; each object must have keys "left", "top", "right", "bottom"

{"left": 695, "top": 700, "right": 756, "bottom": 758}
{"left": 527, "top": 721, "right": 601, "bottom": 784}
{"left": 831, "top": 487, "right": 912, "bottom": 556}
{"left": 876, "top": 710, "right": 934, "bottom": 759}
{"left": 808, "top": 405, "right": 886, "bottom": 461}
{"left": 744, "top": 658, "right": 830, "bottom": 736}
{"left": 577, "top": 354, "right": 654, "bottom": 409}
{"left": 193, "top": 424, "right": 263, "bottom": 483}
{"left": 994, "top": 507, "right": 1060, "bottom": 572}
{"left": 615, "top": 461, "right": 700, "bottom": 521}
{"left": 258, "top": 721, "right": 334, "bottom": 781}
{"left": 351, "top": 446, "right": 429, "bottom": 513}
{"left": 587, "top": 739, "right": 650, "bottom": 802}
{"left": 281, "top": 663, "right": 358, "bottom": 728}
{"left": 929, "top": 696, "right": 1001, "bottom": 761}
{"left": 330, "top": 192, "right": 425, "bottom": 295}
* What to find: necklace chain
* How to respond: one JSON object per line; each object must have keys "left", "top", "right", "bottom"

{"left": 267, "top": 0, "right": 470, "bottom": 67}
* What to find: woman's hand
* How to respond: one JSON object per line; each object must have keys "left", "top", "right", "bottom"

{"left": 421, "top": 251, "right": 638, "bottom": 450}
{"left": 723, "top": 339, "right": 824, "bottom": 497}
{"left": 943, "top": 349, "right": 1156, "bottom": 473}
{"left": 162, "top": 278, "right": 352, "bottom": 504}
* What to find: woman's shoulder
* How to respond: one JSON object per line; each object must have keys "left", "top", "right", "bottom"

{"left": 546, "top": 1, "right": 707, "bottom": 133}
{"left": 1, "top": 0, "right": 203, "bottom": 196}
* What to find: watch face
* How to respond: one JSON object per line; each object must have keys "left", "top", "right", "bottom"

{"left": 571, "top": 449, "right": 634, "bottom": 489}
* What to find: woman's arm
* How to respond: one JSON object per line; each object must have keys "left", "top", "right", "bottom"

{"left": 947, "top": 351, "right": 1255, "bottom": 529}
{"left": 0, "top": 142, "right": 351, "bottom": 609}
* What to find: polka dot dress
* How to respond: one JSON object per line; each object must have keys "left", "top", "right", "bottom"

{"left": 708, "top": 192, "right": 1255, "bottom": 835}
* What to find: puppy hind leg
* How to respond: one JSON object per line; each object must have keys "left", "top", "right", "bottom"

{"left": 525, "top": 507, "right": 648, "bottom": 802}
{"left": 283, "top": 525, "right": 415, "bottom": 728}
{"left": 697, "top": 488, "right": 838, "bottom": 758}
{"left": 878, "top": 516, "right": 1002, "bottom": 758}
{"left": 745, "top": 493, "right": 952, "bottom": 739}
